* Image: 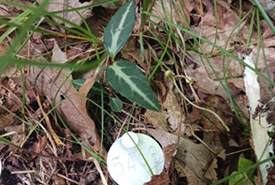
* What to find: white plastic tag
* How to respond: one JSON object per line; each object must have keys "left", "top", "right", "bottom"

{"left": 107, "top": 132, "right": 164, "bottom": 185}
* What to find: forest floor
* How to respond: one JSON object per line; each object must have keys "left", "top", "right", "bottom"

{"left": 0, "top": 0, "right": 275, "bottom": 185}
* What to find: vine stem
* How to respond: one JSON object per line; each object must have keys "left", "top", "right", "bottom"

{"left": 170, "top": 74, "right": 230, "bottom": 132}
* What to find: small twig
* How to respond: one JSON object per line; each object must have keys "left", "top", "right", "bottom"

{"left": 187, "top": 125, "right": 216, "bottom": 155}
{"left": 56, "top": 173, "right": 80, "bottom": 185}
{"left": 11, "top": 170, "right": 36, "bottom": 174}
{"left": 92, "top": 158, "right": 108, "bottom": 185}
{"left": 36, "top": 95, "right": 65, "bottom": 147}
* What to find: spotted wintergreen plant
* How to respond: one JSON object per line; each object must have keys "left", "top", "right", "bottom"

{"left": 106, "top": 60, "right": 160, "bottom": 111}
{"left": 104, "top": 0, "right": 136, "bottom": 59}
{"left": 104, "top": 0, "right": 160, "bottom": 112}
{"left": 104, "top": 0, "right": 160, "bottom": 111}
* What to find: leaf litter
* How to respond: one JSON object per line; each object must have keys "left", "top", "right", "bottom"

{"left": 0, "top": 0, "right": 275, "bottom": 184}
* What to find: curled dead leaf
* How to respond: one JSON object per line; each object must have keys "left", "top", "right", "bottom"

{"left": 25, "top": 44, "right": 105, "bottom": 158}
{"left": 144, "top": 91, "right": 185, "bottom": 132}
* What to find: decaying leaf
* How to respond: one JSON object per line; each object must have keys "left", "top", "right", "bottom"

{"left": 204, "top": 157, "right": 218, "bottom": 181}
{"left": 143, "top": 170, "right": 170, "bottom": 185}
{"left": 0, "top": 77, "right": 22, "bottom": 113}
{"left": 36, "top": 95, "right": 65, "bottom": 146}
{"left": 37, "top": 0, "right": 93, "bottom": 27}
{"left": 163, "top": 144, "right": 176, "bottom": 171}
{"left": 0, "top": 113, "right": 14, "bottom": 130}
{"left": 249, "top": 0, "right": 275, "bottom": 20}
{"left": 52, "top": 41, "right": 67, "bottom": 63}
{"left": 148, "top": 129, "right": 217, "bottom": 182}
{"left": 144, "top": 91, "right": 185, "bottom": 132}
{"left": 185, "top": 3, "right": 245, "bottom": 100}
{"left": 25, "top": 43, "right": 105, "bottom": 158}
{"left": 176, "top": 136, "right": 216, "bottom": 181}
{"left": 175, "top": 160, "right": 206, "bottom": 185}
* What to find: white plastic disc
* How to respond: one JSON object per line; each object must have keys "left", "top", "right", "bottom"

{"left": 121, "top": 131, "right": 139, "bottom": 148}
{"left": 107, "top": 132, "right": 164, "bottom": 185}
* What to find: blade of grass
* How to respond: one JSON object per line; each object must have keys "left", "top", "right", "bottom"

{"left": 86, "top": 97, "right": 154, "bottom": 175}
{"left": 145, "top": 12, "right": 275, "bottom": 86}
{"left": 253, "top": 0, "right": 275, "bottom": 33}
{"left": 0, "top": 8, "right": 32, "bottom": 43}
{"left": 255, "top": 9, "right": 273, "bottom": 96}
{"left": 0, "top": 0, "right": 50, "bottom": 73}
{"left": 0, "top": 0, "right": 119, "bottom": 15}
{"left": 211, "top": 154, "right": 275, "bottom": 185}
{"left": 245, "top": 8, "right": 256, "bottom": 46}
{"left": 140, "top": 0, "right": 156, "bottom": 30}
{"left": 0, "top": 51, "right": 108, "bottom": 72}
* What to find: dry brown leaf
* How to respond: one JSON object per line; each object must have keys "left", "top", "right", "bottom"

{"left": 0, "top": 38, "right": 9, "bottom": 56}
{"left": 148, "top": 129, "right": 216, "bottom": 181}
{"left": 25, "top": 55, "right": 105, "bottom": 158}
{"left": 36, "top": 95, "right": 65, "bottom": 146}
{"left": 249, "top": 0, "right": 275, "bottom": 20}
{"left": 52, "top": 41, "right": 67, "bottom": 63}
{"left": 175, "top": 160, "right": 206, "bottom": 185}
{"left": 121, "top": 37, "right": 147, "bottom": 70}
{"left": 31, "top": 135, "right": 48, "bottom": 154}
{"left": 144, "top": 110, "right": 168, "bottom": 131}
{"left": 163, "top": 144, "right": 176, "bottom": 171}
{"left": 0, "top": 3, "right": 22, "bottom": 17}
{"left": 37, "top": 0, "right": 93, "bottom": 27}
{"left": 267, "top": 166, "right": 275, "bottom": 185}
{"left": 143, "top": 170, "right": 170, "bottom": 185}
{"left": 176, "top": 136, "right": 215, "bottom": 181}
{"left": 201, "top": 95, "right": 233, "bottom": 132}
{"left": 0, "top": 78, "right": 22, "bottom": 113}
{"left": 204, "top": 157, "right": 218, "bottom": 181}
{"left": 147, "top": 128, "right": 178, "bottom": 148}
{"left": 0, "top": 113, "right": 14, "bottom": 130}
{"left": 185, "top": 2, "right": 246, "bottom": 99}
{"left": 144, "top": 91, "right": 185, "bottom": 132}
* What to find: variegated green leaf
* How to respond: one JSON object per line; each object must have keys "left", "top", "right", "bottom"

{"left": 103, "top": 0, "right": 136, "bottom": 59}
{"left": 106, "top": 60, "right": 160, "bottom": 112}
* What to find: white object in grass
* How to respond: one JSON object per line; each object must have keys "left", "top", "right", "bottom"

{"left": 107, "top": 132, "right": 164, "bottom": 185}
{"left": 121, "top": 131, "right": 139, "bottom": 148}
{"left": 243, "top": 52, "right": 273, "bottom": 184}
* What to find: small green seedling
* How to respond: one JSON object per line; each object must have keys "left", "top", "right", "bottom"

{"left": 229, "top": 158, "right": 255, "bottom": 185}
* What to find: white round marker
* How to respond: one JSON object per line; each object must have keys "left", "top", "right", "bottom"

{"left": 107, "top": 132, "right": 164, "bottom": 185}
{"left": 121, "top": 131, "right": 139, "bottom": 148}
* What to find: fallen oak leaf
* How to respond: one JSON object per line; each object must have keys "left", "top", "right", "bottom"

{"left": 143, "top": 170, "right": 170, "bottom": 185}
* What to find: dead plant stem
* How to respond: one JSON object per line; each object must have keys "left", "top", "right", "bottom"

{"left": 172, "top": 76, "right": 230, "bottom": 132}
